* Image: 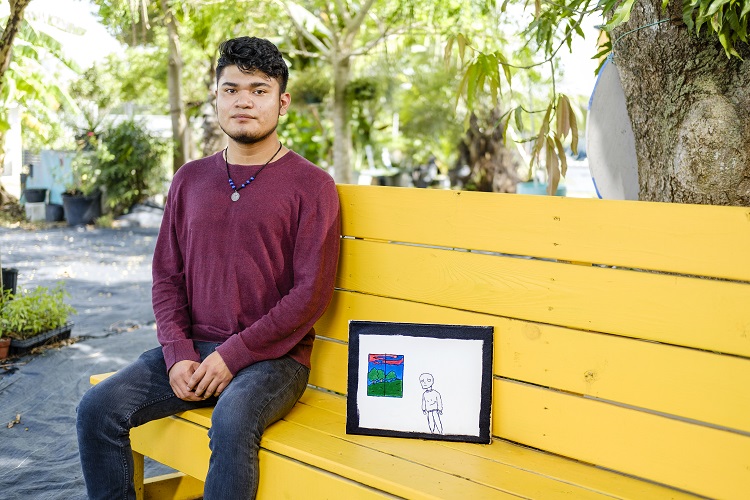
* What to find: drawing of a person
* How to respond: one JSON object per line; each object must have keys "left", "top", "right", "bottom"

{"left": 420, "top": 373, "right": 443, "bottom": 434}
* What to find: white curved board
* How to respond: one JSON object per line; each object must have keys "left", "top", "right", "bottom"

{"left": 586, "top": 58, "right": 639, "bottom": 200}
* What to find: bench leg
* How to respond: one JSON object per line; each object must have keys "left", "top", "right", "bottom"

{"left": 134, "top": 451, "right": 145, "bottom": 500}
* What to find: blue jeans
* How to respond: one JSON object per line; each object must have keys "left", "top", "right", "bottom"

{"left": 76, "top": 341, "right": 309, "bottom": 499}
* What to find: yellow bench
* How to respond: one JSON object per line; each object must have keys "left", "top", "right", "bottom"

{"left": 91, "top": 184, "right": 750, "bottom": 499}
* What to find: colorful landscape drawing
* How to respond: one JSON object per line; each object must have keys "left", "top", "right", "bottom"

{"left": 367, "top": 354, "right": 404, "bottom": 398}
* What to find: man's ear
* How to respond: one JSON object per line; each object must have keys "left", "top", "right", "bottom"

{"left": 279, "top": 92, "right": 291, "bottom": 116}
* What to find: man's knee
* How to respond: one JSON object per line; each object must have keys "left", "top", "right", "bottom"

{"left": 77, "top": 383, "right": 113, "bottom": 434}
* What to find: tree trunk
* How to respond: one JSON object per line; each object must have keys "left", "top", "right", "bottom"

{"left": 0, "top": 0, "right": 33, "bottom": 166}
{"left": 201, "top": 58, "right": 225, "bottom": 156}
{"left": 0, "top": 0, "right": 32, "bottom": 96}
{"left": 331, "top": 53, "right": 353, "bottom": 184}
{"left": 612, "top": 0, "right": 750, "bottom": 205}
{"left": 451, "top": 110, "right": 521, "bottom": 192}
{"left": 160, "top": 0, "right": 189, "bottom": 173}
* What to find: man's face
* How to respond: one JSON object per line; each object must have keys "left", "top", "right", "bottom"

{"left": 215, "top": 65, "right": 290, "bottom": 145}
{"left": 420, "top": 374, "right": 433, "bottom": 389}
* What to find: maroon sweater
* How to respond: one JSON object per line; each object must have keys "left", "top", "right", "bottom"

{"left": 152, "top": 150, "right": 340, "bottom": 375}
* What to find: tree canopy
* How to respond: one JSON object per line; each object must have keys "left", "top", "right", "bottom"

{"left": 3, "top": 0, "right": 749, "bottom": 205}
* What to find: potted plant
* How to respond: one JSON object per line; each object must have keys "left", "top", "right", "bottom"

{"left": 63, "top": 132, "right": 103, "bottom": 226}
{"left": 0, "top": 284, "right": 77, "bottom": 356}
{"left": 0, "top": 331, "right": 9, "bottom": 360}
{"left": 93, "top": 119, "right": 167, "bottom": 217}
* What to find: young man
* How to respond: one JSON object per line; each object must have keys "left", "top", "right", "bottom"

{"left": 77, "top": 37, "right": 340, "bottom": 499}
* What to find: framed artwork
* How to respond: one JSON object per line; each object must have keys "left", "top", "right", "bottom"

{"left": 346, "top": 321, "right": 494, "bottom": 444}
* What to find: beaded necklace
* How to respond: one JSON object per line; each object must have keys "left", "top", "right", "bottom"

{"left": 224, "top": 142, "right": 283, "bottom": 202}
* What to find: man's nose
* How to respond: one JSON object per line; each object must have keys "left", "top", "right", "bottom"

{"left": 236, "top": 91, "right": 254, "bottom": 108}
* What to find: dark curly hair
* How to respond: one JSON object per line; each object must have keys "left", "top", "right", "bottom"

{"left": 216, "top": 37, "right": 289, "bottom": 93}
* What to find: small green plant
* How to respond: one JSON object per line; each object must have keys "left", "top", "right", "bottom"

{"left": 94, "top": 214, "right": 115, "bottom": 229}
{"left": 0, "top": 284, "right": 76, "bottom": 340}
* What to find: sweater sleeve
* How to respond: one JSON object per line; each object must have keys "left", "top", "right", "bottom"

{"left": 216, "top": 180, "right": 340, "bottom": 375}
{"left": 152, "top": 186, "right": 200, "bottom": 372}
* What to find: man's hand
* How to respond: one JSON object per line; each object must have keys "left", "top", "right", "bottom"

{"left": 188, "top": 351, "right": 233, "bottom": 399}
{"left": 168, "top": 359, "right": 203, "bottom": 401}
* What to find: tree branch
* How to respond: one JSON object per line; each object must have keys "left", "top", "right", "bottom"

{"left": 344, "top": 0, "right": 378, "bottom": 41}
{"left": 0, "top": 0, "right": 32, "bottom": 97}
{"left": 333, "top": 0, "right": 351, "bottom": 25}
{"left": 278, "top": 0, "right": 332, "bottom": 56}
{"left": 349, "top": 25, "right": 407, "bottom": 57}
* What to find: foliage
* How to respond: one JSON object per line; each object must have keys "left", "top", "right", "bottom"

{"left": 95, "top": 120, "right": 168, "bottom": 215}
{"left": 66, "top": 149, "right": 100, "bottom": 197}
{"left": 391, "top": 46, "right": 468, "bottom": 169}
{"left": 288, "top": 65, "right": 332, "bottom": 104}
{"left": 451, "top": 0, "right": 750, "bottom": 194}
{"left": 606, "top": 0, "right": 750, "bottom": 58}
{"left": 0, "top": 284, "right": 76, "bottom": 340}
{"left": 346, "top": 76, "right": 380, "bottom": 103}
{"left": 65, "top": 119, "right": 167, "bottom": 215}
{"left": 0, "top": 12, "right": 80, "bottom": 154}
{"left": 279, "top": 108, "right": 332, "bottom": 169}
{"left": 94, "top": 214, "right": 116, "bottom": 228}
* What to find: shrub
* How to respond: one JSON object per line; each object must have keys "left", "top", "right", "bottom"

{"left": 96, "top": 120, "right": 168, "bottom": 216}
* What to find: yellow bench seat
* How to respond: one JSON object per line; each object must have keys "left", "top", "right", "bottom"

{"left": 91, "top": 373, "right": 697, "bottom": 500}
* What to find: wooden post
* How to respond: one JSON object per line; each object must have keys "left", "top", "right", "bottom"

{"left": 134, "top": 451, "right": 145, "bottom": 500}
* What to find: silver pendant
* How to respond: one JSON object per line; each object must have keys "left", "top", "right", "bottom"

{"left": 231, "top": 191, "right": 240, "bottom": 202}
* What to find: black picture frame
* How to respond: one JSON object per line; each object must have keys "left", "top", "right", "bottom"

{"left": 346, "top": 321, "right": 494, "bottom": 444}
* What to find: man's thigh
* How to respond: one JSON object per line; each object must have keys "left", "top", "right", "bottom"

{"left": 87, "top": 347, "right": 209, "bottom": 426}
{"left": 211, "top": 356, "right": 309, "bottom": 432}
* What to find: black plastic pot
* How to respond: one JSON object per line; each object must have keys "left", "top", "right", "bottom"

{"left": 45, "top": 203, "right": 65, "bottom": 222}
{"left": 62, "top": 191, "right": 102, "bottom": 226}
{"left": 9, "top": 323, "right": 74, "bottom": 355}
{"left": 2, "top": 267, "right": 18, "bottom": 295}
{"left": 24, "top": 188, "right": 48, "bottom": 203}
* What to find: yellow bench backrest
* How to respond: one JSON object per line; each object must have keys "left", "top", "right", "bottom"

{"left": 309, "top": 185, "right": 750, "bottom": 500}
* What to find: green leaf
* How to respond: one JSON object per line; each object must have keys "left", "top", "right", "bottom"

{"left": 458, "top": 33, "right": 467, "bottom": 63}
{"left": 545, "top": 136, "right": 560, "bottom": 195}
{"left": 570, "top": 107, "right": 579, "bottom": 155}
{"left": 466, "top": 63, "right": 479, "bottom": 109}
{"left": 556, "top": 94, "right": 571, "bottom": 139}
{"left": 604, "top": 0, "right": 637, "bottom": 31}
{"left": 444, "top": 36, "right": 454, "bottom": 66}
{"left": 514, "top": 105, "right": 524, "bottom": 133}
{"left": 495, "top": 51, "right": 512, "bottom": 87}
{"left": 705, "top": 0, "right": 730, "bottom": 18}
{"left": 554, "top": 134, "right": 568, "bottom": 177}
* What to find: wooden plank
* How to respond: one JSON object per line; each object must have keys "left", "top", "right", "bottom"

{"left": 286, "top": 395, "right": 671, "bottom": 500}
{"left": 335, "top": 238, "right": 750, "bottom": 357}
{"left": 337, "top": 184, "right": 750, "bottom": 281}
{"left": 143, "top": 473, "right": 203, "bottom": 500}
{"left": 258, "top": 450, "right": 396, "bottom": 500}
{"left": 263, "top": 419, "right": 521, "bottom": 499}
{"left": 315, "top": 290, "right": 750, "bottom": 433}
{"left": 297, "top": 390, "right": 699, "bottom": 500}
{"left": 131, "top": 417, "right": 211, "bottom": 481}
{"left": 134, "top": 451, "right": 145, "bottom": 500}
{"left": 309, "top": 338, "right": 348, "bottom": 394}
{"left": 90, "top": 372, "right": 114, "bottom": 384}
{"left": 130, "top": 404, "right": 520, "bottom": 499}
{"left": 494, "top": 379, "right": 750, "bottom": 500}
